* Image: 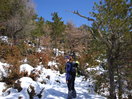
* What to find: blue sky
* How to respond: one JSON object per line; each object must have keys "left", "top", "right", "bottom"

{"left": 33, "top": 0, "right": 98, "bottom": 27}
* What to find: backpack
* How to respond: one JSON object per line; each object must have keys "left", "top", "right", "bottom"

{"left": 70, "top": 62, "right": 78, "bottom": 75}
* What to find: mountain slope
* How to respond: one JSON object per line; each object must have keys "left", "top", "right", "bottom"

{"left": 0, "top": 63, "right": 106, "bottom": 99}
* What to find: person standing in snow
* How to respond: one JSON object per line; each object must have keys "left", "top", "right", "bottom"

{"left": 65, "top": 56, "right": 73, "bottom": 99}
{"left": 71, "top": 59, "right": 79, "bottom": 98}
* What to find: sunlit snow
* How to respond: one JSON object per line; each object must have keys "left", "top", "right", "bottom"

{"left": 0, "top": 62, "right": 106, "bottom": 99}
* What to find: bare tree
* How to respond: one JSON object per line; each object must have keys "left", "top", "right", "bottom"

{"left": 2, "top": 0, "right": 36, "bottom": 44}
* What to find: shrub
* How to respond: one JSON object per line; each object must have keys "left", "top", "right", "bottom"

{"left": 56, "top": 55, "right": 65, "bottom": 74}
{"left": 13, "top": 80, "right": 22, "bottom": 92}
{"left": 19, "top": 71, "right": 28, "bottom": 77}
{"left": 3, "top": 64, "right": 22, "bottom": 86}
{"left": 27, "top": 54, "right": 39, "bottom": 67}
{"left": 94, "top": 72, "right": 109, "bottom": 97}
{"left": 0, "top": 45, "right": 23, "bottom": 86}
{"left": 29, "top": 69, "right": 40, "bottom": 81}
{"left": 27, "top": 85, "right": 44, "bottom": 99}
{"left": 27, "top": 85, "right": 36, "bottom": 99}
{"left": 36, "top": 49, "right": 52, "bottom": 68}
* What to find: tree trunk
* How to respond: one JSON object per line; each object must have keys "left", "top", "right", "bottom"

{"left": 13, "top": 35, "right": 17, "bottom": 45}
{"left": 116, "top": 44, "right": 122, "bottom": 99}
{"left": 108, "top": 51, "right": 116, "bottom": 99}
{"left": 117, "top": 66, "right": 122, "bottom": 99}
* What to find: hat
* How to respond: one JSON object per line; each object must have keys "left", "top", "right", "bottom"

{"left": 64, "top": 56, "right": 70, "bottom": 59}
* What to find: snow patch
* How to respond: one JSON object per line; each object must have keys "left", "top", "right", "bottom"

{"left": 0, "top": 62, "right": 10, "bottom": 79}
{"left": 20, "top": 64, "right": 34, "bottom": 75}
{"left": 0, "top": 36, "right": 8, "bottom": 43}
{"left": 48, "top": 61, "right": 58, "bottom": 68}
{"left": 0, "top": 82, "right": 6, "bottom": 96}
{"left": 0, "top": 62, "right": 106, "bottom": 99}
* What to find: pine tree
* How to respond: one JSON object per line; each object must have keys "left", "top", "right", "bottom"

{"left": 73, "top": 0, "right": 131, "bottom": 98}
{"left": 31, "top": 16, "right": 45, "bottom": 48}
{"left": 49, "top": 12, "right": 65, "bottom": 48}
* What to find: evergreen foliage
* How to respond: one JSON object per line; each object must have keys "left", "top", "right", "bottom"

{"left": 48, "top": 12, "right": 65, "bottom": 47}
{"left": 73, "top": 0, "right": 131, "bottom": 98}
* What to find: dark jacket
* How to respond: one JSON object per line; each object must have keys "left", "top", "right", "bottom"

{"left": 65, "top": 62, "right": 72, "bottom": 81}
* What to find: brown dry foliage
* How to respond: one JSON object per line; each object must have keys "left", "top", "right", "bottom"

{"left": 19, "top": 71, "right": 28, "bottom": 77}
{"left": 27, "top": 85, "right": 44, "bottom": 99}
{"left": 0, "top": 45, "right": 24, "bottom": 86}
{"left": 36, "top": 49, "right": 52, "bottom": 68}
{"left": 0, "top": 44, "right": 23, "bottom": 62}
{"left": 13, "top": 80, "right": 22, "bottom": 92}
{"left": 40, "top": 36, "right": 52, "bottom": 48}
{"left": 29, "top": 69, "right": 40, "bottom": 81}
{"left": 64, "top": 22, "right": 91, "bottom": 54}
{"left": 27, "top": 54, "right": 40, "bottom": 67}
{"left": 50, "top": 65, "right": 58, "bottom": 71}
{"left": 3, "top": 64, "right": 22, "bottom": 86}
{"left": 56, "top": 55, "right": 65, "bottom": 74}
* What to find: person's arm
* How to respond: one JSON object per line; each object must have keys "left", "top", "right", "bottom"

{"left": 66, "top": 63, "right": 72, "bottom": 73}
{"left": 66, "top": 63, "right": 72, "bottom": 81}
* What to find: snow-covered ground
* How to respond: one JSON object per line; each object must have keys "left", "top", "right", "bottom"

{"left": 0, "top": 62, "right": 106, "bottom": 99}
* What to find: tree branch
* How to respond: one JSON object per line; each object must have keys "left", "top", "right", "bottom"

{"left": 98, "top": 29, "right": 111, "bottom": 49}
{"left": 72, "top": 10, "right": 95, "bottom": 21}
{"left": 71, "top": 10, "right": 112, "bottom": 49}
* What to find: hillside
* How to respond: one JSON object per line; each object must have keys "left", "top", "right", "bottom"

{"left": 0, "top": 62, "right": 106, "bottom": 99}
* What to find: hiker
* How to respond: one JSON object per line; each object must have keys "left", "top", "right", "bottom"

{"left": 65, "top": 56, "right": 78, "bottom": 99}
{"left": 71, "top": 60, "right": 79, "bottom": 98}
{"left": 65, "top": 56, "right": 73, "bottom": 99}
{"left": 71, "top": 61, "right": 79, "bottom": 90}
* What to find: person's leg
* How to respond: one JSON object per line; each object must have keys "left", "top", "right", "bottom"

{"left": 67, "top": 80, "right": 72, "bottom": 99}
{"left": 67, "top": 80, "right": 70, "bottom": 91}
{"left": 71, "top": 74, "right": 75, "bottom": 91}
{"left": 67, "top": 79, "right": 73, "bottom": 91}
{"left": 71, "top": 74, "right": 77, "bottom": 98}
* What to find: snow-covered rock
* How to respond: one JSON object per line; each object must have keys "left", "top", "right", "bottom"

{"left": 20, "top": 64, "right": 34, "bottom": 75}
{"left": 0, "top": 82, "right": 6, "bottom": 96}
{"left": 0, "top": 62, "right": 10, "bottom": 79}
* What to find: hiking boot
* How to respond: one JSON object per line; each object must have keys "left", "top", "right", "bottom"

{"left": 67, "top": 91, "right": 73, "bottom": 99}
{"left": 72, "top": 90, "right": 76, "bottom": 98}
